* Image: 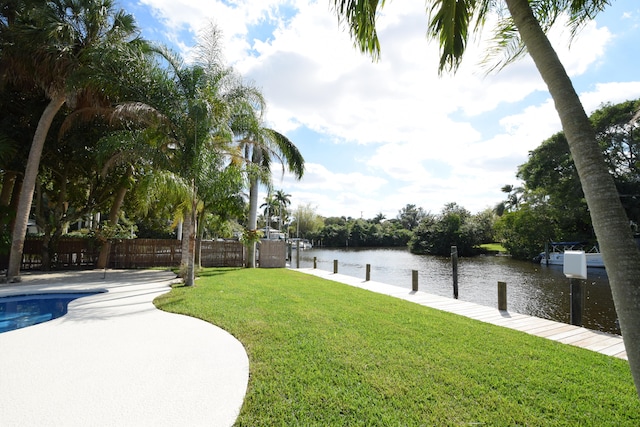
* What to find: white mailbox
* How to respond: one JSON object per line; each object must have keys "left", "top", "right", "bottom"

{"left": 563, "top": 250, "right": 587, "bottom": 279}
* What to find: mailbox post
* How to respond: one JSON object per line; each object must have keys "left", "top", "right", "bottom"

{"left": 563, "top": 251, "right": 586, "bottom": 327}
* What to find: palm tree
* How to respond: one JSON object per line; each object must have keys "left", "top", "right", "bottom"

{"left": 150, "top": 37, "right": 264, "bottom": 284}
{"left": 274, "top": 189, "right": 292, "bottom": 233}
{"left": 260, "top": 193, "right": 277, "bottom": 236}
{"left": 1, "top": 0, "right": 140, "bottom": 280}
{"left": 372, "top": 212, "right": 386, "bottom": 224}
{"left": 331, "top": 0, "right": 640, "bottom": 395}
{"left": 237, "top": 121, "right": 305, "bottom": 267}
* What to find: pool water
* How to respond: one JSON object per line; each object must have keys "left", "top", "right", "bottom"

{"left": 0, "top": 293, "right": 98, "bottom": 334}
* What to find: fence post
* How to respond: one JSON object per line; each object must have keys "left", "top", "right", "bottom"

{"left": 570, "top": 278, "right": 583, "bottom": 326}
{"left": 498, "top": 281, "right": 507, "bottom": 311}
{"left": 366, "top": 264, "right": 371, "bottom": 281}
{"left": 451, "top": 246, "right": 459, "bottom": 299}
{"left": 313, "top": 256, "right": 317, "bottom": 269}
{"left": 333, "top": 259, "right": 338, "bottom": 274}
{"left": 412, "top": 270, "right": 418, "bottom": 292}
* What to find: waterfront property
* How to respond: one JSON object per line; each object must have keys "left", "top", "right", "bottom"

{"left": 155, "top": 268, "right": 639, "bottom": 426}
{"left": 295, "top": 247, "right": 619, "bottom": 334}
{"left": 298, "top": 268, "right": 626, "bottom": 360}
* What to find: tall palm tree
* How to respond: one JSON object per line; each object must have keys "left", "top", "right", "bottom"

{"left": 237, "top": 120, "right": 305, "bottom": 267}
{"left": 274, "top": 189, "right": 292, "bottom": 233}
{"left": 260, "top": 193, "right": 277, "bottom": 235}
{"left": 331, "top": 0, "right": 640, "bottom": 395}
{"left": 1, "top": 0, "right": 140, "bottom": 280}
{"left": 151, "top": 39, "right": 262, "bottom": 284}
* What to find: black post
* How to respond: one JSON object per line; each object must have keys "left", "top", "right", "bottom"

{"left": 313, "top": 256, "right": 317, "bottom": 269}
{"left": 570, "top": 278, "right": 583, "bottom": 327}
{"left": 544, "top": 242, "right": 549, "bottom": 266}
{"left": 451, "top": 246, "right": 459, "bottom": 299}
{"left": 412, "top": 270, "right": 418, "bottom": 292}
{"left": 333, "top": 259, "right": 338, "bottom": 274}
{"left": 366, "top": 264, "right": 371, "bottom": 281}
{"left": 296, "top": 240, "right": 300, "bottom": 268}
{"left": 498, "top": 281, "right": 507, "bottom": 311}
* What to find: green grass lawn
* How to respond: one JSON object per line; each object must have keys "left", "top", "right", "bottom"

{"left": 479, "top": 242, "right": 508, "bottom": 253}
{"left": 154, "top": 268, "right": 639, "bottom": 426}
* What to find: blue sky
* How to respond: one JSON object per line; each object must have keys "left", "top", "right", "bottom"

{"left": 122, "top": 0, "right": 640, "bottom": 220}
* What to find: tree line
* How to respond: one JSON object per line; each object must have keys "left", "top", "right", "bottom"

{"left": 288, "top": 99, "right": 640, "bottom": 261}
{"left": 0, "top": 0, "right": 304, "bottom": 284}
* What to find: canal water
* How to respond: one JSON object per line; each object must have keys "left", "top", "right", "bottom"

{"left": 292, "top": 247, "right": 619, "bottom": 335}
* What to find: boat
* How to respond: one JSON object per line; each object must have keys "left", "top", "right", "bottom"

{"left": 289, "top": 238, "right": 312, "bottom": 250}
{"left": 537, "top": 241, "right": 605, "bottom": 268}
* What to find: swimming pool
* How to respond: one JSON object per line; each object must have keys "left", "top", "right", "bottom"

{"left": 0, "top": 292, "right": 100, "bottom": 334}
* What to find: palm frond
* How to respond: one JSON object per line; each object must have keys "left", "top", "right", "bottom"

{"left": 427, "top": 0, "right": 484, "bottom": 74}
{"left": 331, "top": 0, "right": 385, "bottom": 61}
{"left": 566, "top": 0, "right": 610, "bottom": 39}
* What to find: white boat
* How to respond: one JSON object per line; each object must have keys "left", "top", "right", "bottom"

{"left": 289, "top": 238, "right": 312, "bottom": 249}
{"left": 538, "top": 242, "right": 605, "bottom": 268}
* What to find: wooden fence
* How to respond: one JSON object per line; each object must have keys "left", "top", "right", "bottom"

{"left": 258, "top": 240, "right": 287, "bottom": 268}
{"left": 2, "top": 238, "right": 248, "bottom": 270}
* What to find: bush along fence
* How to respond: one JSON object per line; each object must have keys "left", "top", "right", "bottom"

{"left": 0, "top": 237, "right": 287, "bottom": 271}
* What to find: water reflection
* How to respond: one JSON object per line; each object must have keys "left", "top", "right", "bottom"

{"left": 293, "top": 247, "right": 619, "bottom": 335}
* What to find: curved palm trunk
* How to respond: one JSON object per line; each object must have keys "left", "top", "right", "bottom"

{"left": 507, "top": 0, "right": 640, "bottom": 394}
{"left": 7, "top": 95, "right": 66, "bottom": 280}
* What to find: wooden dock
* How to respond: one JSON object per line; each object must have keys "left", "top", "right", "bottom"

{"left": 296, "top": 268, "right": 627, "bottom": 360}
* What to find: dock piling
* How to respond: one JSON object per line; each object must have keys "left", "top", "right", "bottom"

{"left": 451, "top": 246, "right": 459, "bottom": 299}
{"left": 498, "top": 281, "right": 507, "bottom": 311}
{"left": 570, "top": 279, "right": 583, "bottom": 326}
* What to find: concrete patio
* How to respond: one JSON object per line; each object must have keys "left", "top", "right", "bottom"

{"left": 0, "top": 269, "right": 248, "bottom": 427}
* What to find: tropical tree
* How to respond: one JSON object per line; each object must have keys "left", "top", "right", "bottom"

{"left": 274, "top": 189, "right": 292, "bottom": 232}
{"left": 149, "top": 47, "right": 238, "bottom": 285}
{"left": 260, "top": 193, "right": 279, "bottom": 234}
{"left": 237, "top": 119, "right": 305, "bottom": 267}
{"left": 495, "top": 184, "right": 525, "bottom": 216}
{"left": 409, "top": 203, "right": 479, "bottom": 256}
{"left": 331, "top": 0, "right": 640, "bottom": 394}
{"left": 508, "top": 99, "right": 640, "bottom": 251}
{"left": 397, "top": 204, "right": 427, "bottom": 231}
{"left": 372, "top": 212, "right": 386, "bottom": 224}
{"left": 1, "top": 0, "right": 140, "bottom": 280}
{"left": 495, "top": 202, "right": 560, "bottom": 259}
{"left": 291, "top": 203, "right": 323, "bottom": 241}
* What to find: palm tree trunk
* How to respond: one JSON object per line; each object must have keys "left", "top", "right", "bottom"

{"left": 507, "top": 0, "right": 640, "bottom": 395}
{"left": 184, "top": 199, "right": 197, "bottom": 287}
{"left": 0, "top": 171, "right": 17, "bottom": 207}
{"left": 7, "top": 95, "right": 66, "bottom": 280}
{"left": 196, "top": 210, "right": 205, "bottom": 268}
{"left": 96, "top": 184, "right": 128, "bottom": 269}
{"left": 247, "top": 176, "right": 259, "bottom": 268}
{"left": 180, "top": 207, "right": 191, "bottom": 270}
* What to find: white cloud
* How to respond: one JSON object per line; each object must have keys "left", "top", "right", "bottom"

{"left": 133, "top": 0, "right": 640, "bottom": 219}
